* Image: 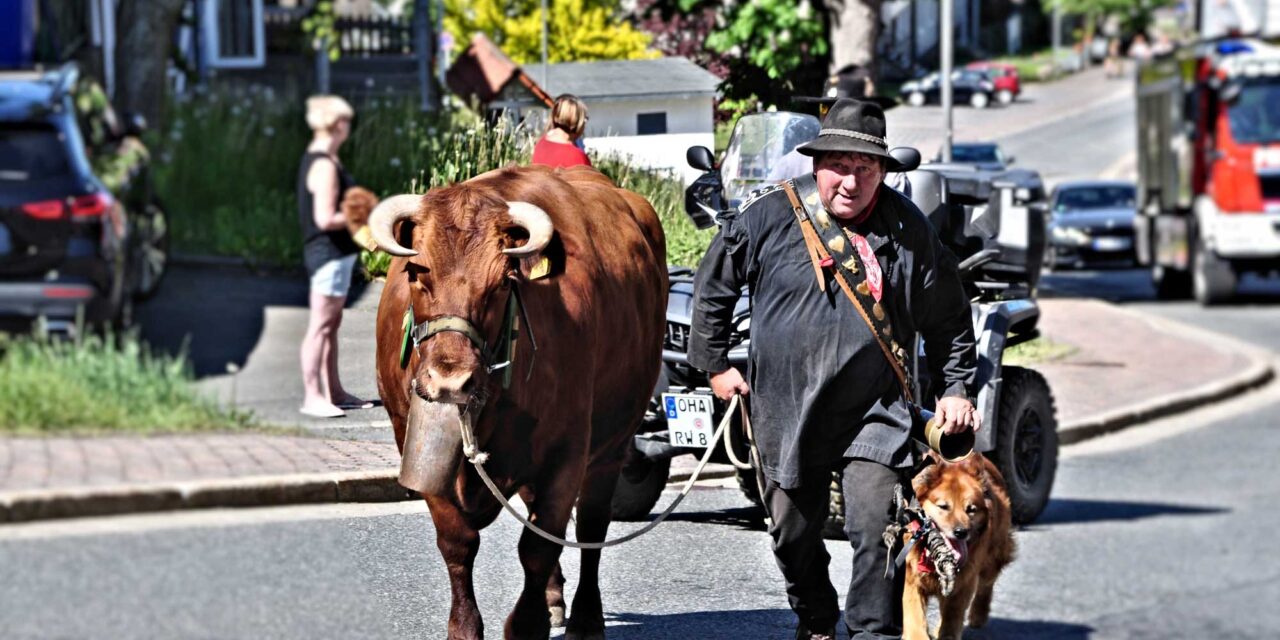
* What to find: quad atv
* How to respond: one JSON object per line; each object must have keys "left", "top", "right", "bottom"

{"left": 612, "top": 111, "right": 1058, "bottom": 532}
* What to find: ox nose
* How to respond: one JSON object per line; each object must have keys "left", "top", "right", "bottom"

{"left": 423, "top": 366, "right": 475, "bottom": 403}
{"left": 952, "top": 526, "right": 970, "bottom": 541}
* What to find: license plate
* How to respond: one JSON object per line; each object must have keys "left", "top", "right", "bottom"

{"left": 1092, "top": 237, "right": 1130, "bottom": 251}
{"left": 662, "top": 392, "right": 715, "bottom": 448}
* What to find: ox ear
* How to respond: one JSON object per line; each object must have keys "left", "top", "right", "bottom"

{"left": 509, "top": 231, "right": 565, "bottom": 281}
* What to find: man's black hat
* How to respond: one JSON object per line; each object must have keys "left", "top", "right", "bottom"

{"left": 795, "top": 98, "right": 903, "bottom": 171}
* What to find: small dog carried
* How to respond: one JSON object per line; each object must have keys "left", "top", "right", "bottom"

{"left": 902, "top": 451, "right": 1016, "bottom": 640}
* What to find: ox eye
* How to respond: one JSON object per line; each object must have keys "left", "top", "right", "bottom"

{"left": 935, "top": 502, "right": 950, "bottom": 511}
{"left": 966, "top": 504, "right": 978, "bottom": 514}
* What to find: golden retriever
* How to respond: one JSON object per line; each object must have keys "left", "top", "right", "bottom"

{"left": 903, "top": 452, "right": 1016, "bottom": 640}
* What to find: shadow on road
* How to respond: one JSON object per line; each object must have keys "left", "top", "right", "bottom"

{"left": 1041, "top": 268, "right": 1280, "bottom": 305}
{"left": 1032, "top": 497, "right": 1227, "bottom": 526}
{"left": 644, "top": 504, "right": 767, "bottom": 533}
{"left": 975, "top": 617, "right": 1094, "bottom": 639}
{"left": 136, "top": 264, "right": 376, "bottom": 378}
{"left": 602, "top": 608, "right": 795, "bottom": 639}
{"left": 599, "top": 610, "right": 1092, "bottom": 639}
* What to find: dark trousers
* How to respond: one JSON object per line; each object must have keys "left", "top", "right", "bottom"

{"left": 763, "top": 459, "right": 905, "bottom": 640}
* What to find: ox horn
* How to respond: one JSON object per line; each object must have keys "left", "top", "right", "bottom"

{"left": 503, "top": 201, "right": 554, "bottom": 257}
{"left": 368, "top": 194, "right": 423, "bottom": 257}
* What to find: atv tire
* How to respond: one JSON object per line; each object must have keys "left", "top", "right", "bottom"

{"left": 611, "top": 456, "right": 670, "bottom": 521}
{"left": 991, "top": 366, "right": 1058, "bottom": 524}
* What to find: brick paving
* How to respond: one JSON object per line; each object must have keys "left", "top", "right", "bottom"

{"left": 0, "top": 435, "right": 398, "bottom": 493}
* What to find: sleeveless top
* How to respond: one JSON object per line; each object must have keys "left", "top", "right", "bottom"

{"left": 297, "top": 151, "right": 360, "bottom": 275}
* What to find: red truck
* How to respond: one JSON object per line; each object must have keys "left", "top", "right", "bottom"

{"left": 1135, "top": 38, "right": 1280, "bottom": 303}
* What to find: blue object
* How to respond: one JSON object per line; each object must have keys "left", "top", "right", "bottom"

{"left": 1216, "top": 41, "right": 1254, "bottom": 56}
{"left": 0, "top": 0, "right": 39, "bottom": 69}
{"left": 665, "top": 396, "right": 678, "bottom": 419}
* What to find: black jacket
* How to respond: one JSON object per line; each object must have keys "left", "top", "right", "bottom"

{"left": 688, "top": 179, "right": 976, "bottom": 489}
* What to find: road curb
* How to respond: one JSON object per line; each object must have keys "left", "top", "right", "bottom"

{"left": 0, "top": 470, "right": 410, "bottom": 524}
{"left": 1058, "top": 305, "right": 1276, "bottom": 445}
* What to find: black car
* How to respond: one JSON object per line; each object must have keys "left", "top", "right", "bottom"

{"left": 1045, "top": 180, "right": 1137, "bottom": 269}
{"left": 902, "top": 70, "right": 997, "bottom": 109}
{"left": 0, "top": 64, "right": 167, "bottom": 333}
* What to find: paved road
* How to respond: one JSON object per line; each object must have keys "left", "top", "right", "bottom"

{"left": 4, "top": 378, "right": 1278, "bottom": 639}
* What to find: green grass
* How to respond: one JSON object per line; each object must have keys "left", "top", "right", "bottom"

{"left": 0, "top": 332, "right": 253, "bottom": 435}
{"left": 154, "top": 88, "right": 714, "bottom": 273}
{"left": 1003, "top": 337, "right": 1076, "bottom": 367}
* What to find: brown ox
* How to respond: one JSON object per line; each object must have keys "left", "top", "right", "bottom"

{"left": 370, "top": 165, "right": 666, "bottom": 640}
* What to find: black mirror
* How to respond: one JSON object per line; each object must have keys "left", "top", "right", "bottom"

{"left": 889, "top": 146, "right": 921, "bottom": 172}
{"left": 686, "top": 146, "right": 715, "bottom": 172}
{"left": 123, "top": 113, "right": 147, "bottom": 137}
{"left": 1005, "top": 155, "right": 1016, "bottom": 165}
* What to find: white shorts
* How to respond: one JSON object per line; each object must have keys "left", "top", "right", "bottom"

{"left": 310, "top": 254, "right": 357, "bottom": 298}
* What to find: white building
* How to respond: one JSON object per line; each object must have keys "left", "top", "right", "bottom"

{"left": 529, "top": 57, "right": 721, "bottom": 184}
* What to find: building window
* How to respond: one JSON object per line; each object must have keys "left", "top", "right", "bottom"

{"left": 637, "top": 112, "right": 667, "bottom": 135}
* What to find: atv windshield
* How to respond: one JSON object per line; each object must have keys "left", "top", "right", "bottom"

{"left": 720, "top": 112, "right": 821, "bottom": 206}
{"left": 1226, "top": 77, "right": 1280, "bottom": 144}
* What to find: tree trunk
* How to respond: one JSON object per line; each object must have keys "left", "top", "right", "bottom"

{"left": 114, "top": 0, "right": 187, "bottom": 128}
{"left": 825, "top": 0, "right": 883, "bottom": 79}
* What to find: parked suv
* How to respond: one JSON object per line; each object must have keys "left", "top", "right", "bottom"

{"left": 0, "top": 64, "right": 167, "bottom": 333}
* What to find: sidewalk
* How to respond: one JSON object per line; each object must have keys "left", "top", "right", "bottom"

{"left": 1, "top": 297, "right": 1271, "bottom": 523}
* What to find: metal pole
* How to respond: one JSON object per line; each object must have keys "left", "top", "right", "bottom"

{"left": 541, "top": 0, "right": 549, "bottom": 89}
{"left": 1052, "top": 7, "right": 1062, "bottom": 61}
{"left": 941, "top": 0, "right": 953, "bottom": 162}
{"left": 435, "top": 0, "right": 446, "bottom": 88}
{"left": 415, "top": 0, "right": 431, "bottom": 111}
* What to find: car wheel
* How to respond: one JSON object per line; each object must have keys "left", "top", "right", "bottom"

{"left": 970, "top": 92, "right": 991, "bottom": 109}
{"left": 132, "top": 201, "right": 169, "bottom": 300}
{"left": 991, "top": 367, "right": 1058, "bottom": 524}
{"left": 907, "top": 92, "right": 926, "bottom": 107}
{"left": 996, "top": 89, "right": 1015, "bottom": 105}
{"left": 611, "top": 455, "right": 671, "bottom": 521}
{"left": 1192, "top": 240, "right": 1236, "bottom": 305}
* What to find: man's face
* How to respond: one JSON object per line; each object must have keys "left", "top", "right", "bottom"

{"left": 815, "top": 151, "right": 885, "bottom": 220}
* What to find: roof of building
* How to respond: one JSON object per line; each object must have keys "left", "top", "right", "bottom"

{"left": 534, "top": 57, "right": 721, "bottom": 100}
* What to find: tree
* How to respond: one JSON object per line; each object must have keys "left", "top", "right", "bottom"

{"left": 634, "top": 0, "right": 730, "bottom": 80}
{"left": 114, "top": 0, "right": 188, "bottom": 128}
{"left": 444, "top": 0, "right": 657, "bottom": 64}
{"left": 1045, "top": 0, "right": 1176, "bottom": 54}
{"left": 702, "top": 0, "right": 830, "bottom": 108}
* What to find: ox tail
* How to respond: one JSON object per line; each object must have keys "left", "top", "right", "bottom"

{"left": 399, "top": 397, "right": 465, "bottom": 496}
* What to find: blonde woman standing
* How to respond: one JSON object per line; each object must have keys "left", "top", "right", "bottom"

{"left": 531, "top": 94, "right": 592, "bottom": 168}
{"left": 297, "top": 95, "right": 372, "bottom": 418}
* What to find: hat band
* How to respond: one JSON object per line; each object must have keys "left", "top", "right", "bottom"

{"left": 822, "top": 128, "right": 887, "bottom": 149}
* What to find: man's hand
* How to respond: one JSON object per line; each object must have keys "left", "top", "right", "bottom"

{"left": 709, "top": 367, "right": 750, "bottom": 401}
{"left": 935, "top": 396, "right": 980, "bottom": 435}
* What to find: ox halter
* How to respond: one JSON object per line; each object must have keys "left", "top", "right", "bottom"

{"left": 398, "top": 277, "right": 537, "bottom": 390}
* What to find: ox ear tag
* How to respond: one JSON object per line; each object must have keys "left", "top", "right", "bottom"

{"left": 528, "top": 256, "right": 551, "bottom": 280}
{"left": 399, "top": 308, "right": 413, "bottom": 368}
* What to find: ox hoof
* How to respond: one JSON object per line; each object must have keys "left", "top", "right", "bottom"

{"left": 548, "top": 606, "right": 566, "bottom": 628}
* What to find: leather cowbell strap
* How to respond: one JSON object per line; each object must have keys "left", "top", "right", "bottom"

{"left": 781, "top": 177, "right": 915, "bottom": 404}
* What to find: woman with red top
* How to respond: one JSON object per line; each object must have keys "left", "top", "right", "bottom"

{"left": 531, "top": 94, "right": 592, "bottom": 168}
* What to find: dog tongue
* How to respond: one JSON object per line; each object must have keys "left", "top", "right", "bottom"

{"left": 945, "top": 536, "right": 969, "bottom": 566}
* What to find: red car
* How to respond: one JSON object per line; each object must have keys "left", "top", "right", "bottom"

{"left": 966, "top": 62, "right": 1021, "bottom": 104}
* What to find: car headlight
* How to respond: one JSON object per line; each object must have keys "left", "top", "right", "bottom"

{"left": 1050, "top": 225, "right": 1091, "bottom": 246}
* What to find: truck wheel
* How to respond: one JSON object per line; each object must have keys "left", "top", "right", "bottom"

{"left": 1152, "top": 264, "right": 1191, "bottom": 300}
{"left": 992, "top": 367, "right": 1058, "bottom": 524}
{"left": 1193, "top": 242, "right": 1236, "bottom": 305}
{"left": 908, "top": 92, "right": 926, "bottom": 107}
{"left": 970, "top": 92, "right": 991, "bottom": 109}
{"left": 611, "top": 456, "right": 670, "bottom": 521}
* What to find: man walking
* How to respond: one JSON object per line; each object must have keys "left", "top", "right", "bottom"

{"left": 688, "top": 99, "right": 979, "bottom": 639}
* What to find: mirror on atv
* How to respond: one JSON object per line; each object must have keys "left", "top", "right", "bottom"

{"left": 686, "top": 146, "right": 716, "bottom": 172}
{"left": 888, "top": 146, "right": 921, "bottom": 172}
